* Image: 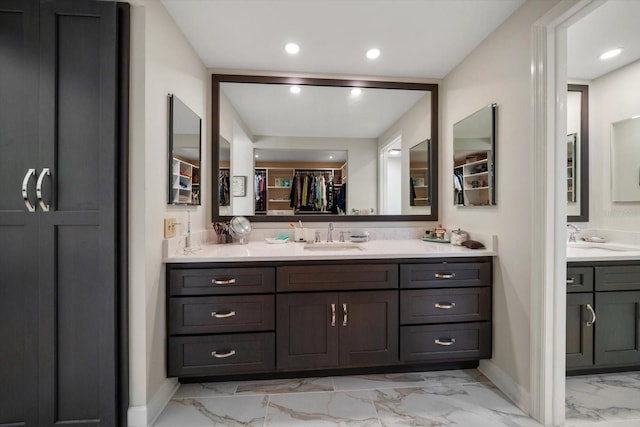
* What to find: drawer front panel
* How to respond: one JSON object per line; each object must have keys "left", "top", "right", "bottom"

{"left": 169, "top": 295, "right": 275, "bottom": 334}
{"left": 277, "top": 264, "right": 398, "bottom": 292}
{"left": 566, "top": 267, "right": 594, "bottom": 293}
{"left": 400, "top": 323, "right": 491, "bottom": 362}
{"left": 168, "top": 333, "right": 275, "bottom": 377}
{"left": 400, "top": 287, "right": 490, "bottom": 325}
{"left": 400, "top": 262, "right": 490, "bottom": 289}
{"left": 595, "top": 266, "right": 640, "bottom": 292}
{"left": 169, "top": 267, "right": 275, "bottom": 296}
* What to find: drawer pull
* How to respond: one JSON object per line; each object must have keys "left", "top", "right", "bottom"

{"left": 212, "top": 278, "right": 236, "bottom": 285}
{"left": 435, "top": 273, "right": 456, "bottom": 279}
{"left": 330, "top": 303, "right": 336, "bottom": 327}
{"left": 211, "top": 350, "right": 236, "bottom": 358}
{"left": 586, "top": 304, "right": 596, "bottom": 327}
{"left": 435, "top": 338, "right": 456, "bottom": 346}
{"left": 435, "top": 302, "right": 456, "bottom": 310}
{"left": 211, "top": 311, "right": 236, "bottom": 318}
{"left": 342, "top": 303, "right": 348, "bottom": 326}
{"left": 566, "top": 278, "right": 575, "bottom": 284}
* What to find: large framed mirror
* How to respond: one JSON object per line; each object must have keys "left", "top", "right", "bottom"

{"left": 567, "top": 84, "right": 589, "bottom": 221}
{"left": 453, "top": 104, "right": 497, "bottom": 207}
{"left": 168, "top": 94, "right": 202, "bottom": 205}
{"left": 212, "top": 75, "right": 438, "bottom": 222}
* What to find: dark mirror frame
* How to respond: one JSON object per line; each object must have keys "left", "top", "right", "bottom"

{"left": 211, "top": 74, "right": 439, "bottom": 222}
{"left": 568, "top": 84, "right": 589, "bottom": 222}
{"left": 168, "top": 94, "right": 203, "bottom": 206}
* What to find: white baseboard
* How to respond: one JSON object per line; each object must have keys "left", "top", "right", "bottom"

{"left": 128, "top": 378, "right": 179, "bottom": 427}
{"left": 479, "top": 360, "right": 530, "bottom": 415}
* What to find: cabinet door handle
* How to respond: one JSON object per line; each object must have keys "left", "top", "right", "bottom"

{"left": 211, "top": 311, "right": 236, "bottom": 318}
{"left": 435, "top": 273, "right": 456, "bottom": 279}
{"left": 435, "top": 338, "right": 456, "bottom": 346}
{"left": 22, "top": 169, "right": 36, "bottom": 212}
{"left": 212, "top": 278, "right": 236, "bottom": 285}
{"left": 586, "top": 304, "right": 596, "bottom": 327}
{"left": 36, "top": 168, "right": 50, "bottom": 212}
{"left": 330, "top": 303, "right": 336, "bottom": 327}
{"left": 211, "top": 350, "right": 236, "bottom": 358}
{"left": 342, "top": 303, "right": 348, "bottom": 326}
{"left": 435, "top": 302, "right": 456, "bottom": 310}
{"left": 566, "top": 278, "right": 575, "bottom": 284}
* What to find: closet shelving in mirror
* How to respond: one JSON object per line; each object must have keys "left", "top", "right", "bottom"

{"left": 410, "top": 165, "right": 429, "bottom": 206}
{"left": 171, "top": 156, "right": 200, "bottom": 205}
{"left": 454, "top": 153, "right": 492, "bottom": 206}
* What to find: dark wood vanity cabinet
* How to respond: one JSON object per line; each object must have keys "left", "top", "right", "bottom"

{"left": 567, "top": 263, "right": 640, "bottom": 373}
{"left": 166, "top": 257, "right": 492, "bottom": 380}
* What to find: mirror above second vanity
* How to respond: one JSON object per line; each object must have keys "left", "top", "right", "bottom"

{"left": 212, "top": 75, "right": 439, "bottom": 222}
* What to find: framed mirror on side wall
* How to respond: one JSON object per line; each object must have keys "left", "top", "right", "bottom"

{"left": 567, "top": 84, "right": 589, "bottom": 221}
{"left": 168, "top": 94, "right": 202, "bottom": 206}
{"left": 211, "top": 75, "right": 439, "bottom": 222}
{"left": 453, "top": 104, "right": 497, "bottom": 207}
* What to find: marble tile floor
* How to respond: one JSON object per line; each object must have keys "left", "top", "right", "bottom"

{"left": 154, "top": 369, "right": 542, "bottom": 426}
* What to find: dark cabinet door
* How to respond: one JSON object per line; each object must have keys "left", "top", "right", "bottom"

{"left": 566, "top": 293, "right": 594, "bottom": 370}
{"left": 276, "top": 293, "right": 339, "bottom": 370}
{"left": 595, "top": 291, "right": 640, "bottom": 367}
{"left": 339, "top": 291, "right": 398, "bottom": 366}
{"left": 0, "top": 2, "right": 40, "bottom": 425}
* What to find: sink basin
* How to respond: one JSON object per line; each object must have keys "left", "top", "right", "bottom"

{"left": 303, "top": 242, "right": 365, "bottom": 251}
{"left": 567, "top": 242, "right": 639, "bottom": 252}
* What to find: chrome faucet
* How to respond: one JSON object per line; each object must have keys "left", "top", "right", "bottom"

{"left": 327, "top": 223, "right": 334, "bottom": 243}
{"left": 567, "top": 223, "right": 581, "bottom": 242}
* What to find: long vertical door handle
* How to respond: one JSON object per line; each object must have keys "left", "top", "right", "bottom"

{"left": 586, "top": 304, "right": 596, "bottom": 327}
{"left": 36, "top": 168, "right": 51, "bottom": 212}
{"left": 330, "top": 303, "right": 336, "bottom": 327}
{"left": 22, "top": 169, "right": 36, "bottom": 212}
{"left": 342, "top": 303, "right": 348, "bottom": 326}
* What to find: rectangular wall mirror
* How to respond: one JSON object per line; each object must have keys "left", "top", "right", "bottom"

{"left": 611, "top": 116, "right": 640, "bottom": 202}
{"left": 212, "top": 75, "right": 439, "bottom": 222}
{"left": 567, "top": 84, "right": 589, "bottom": 221}
{"left": 168, "top": 94, "right": 202, "bottom": 205}
{"left": 453, "top": 104, "right": 497, "bottom": 207}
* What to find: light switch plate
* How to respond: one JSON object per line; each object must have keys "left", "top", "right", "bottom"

{"left": 164, "top": 218, "right": 177, "bottom": 239}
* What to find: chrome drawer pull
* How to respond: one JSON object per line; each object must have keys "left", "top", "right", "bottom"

{"left": 586, "top": 304, "right": 596, "bottom": 327}
{"left": 330, "top": 303, "right": 336, "bottom": 327}
{"left": 211, "top": 350, "right": 236, "bottom": 358}
{"left": 211, "top": 311, "right": 236, "bottom": 318}
{"left": 435, "top": 273, "right": 456, "bottom": 279}
{"left": 342, "top": 303, "right": 348, "bottom": 326}
{"left": 435, "top": 338, "right": 456, "bottom": 346}
{"left": 36, "top": 168, "right": 51, "bottom": 212}
{"left": 566, "top": 278, "right": 575, "bottom": 284}
{"left": 212, "top": 278, "right": 236, "bottom": 285}
{"left": 22, "top": 169, "right": 36, "bottom": 212}
{"left": 435, "top": 302, "right": 456, "bottom": 310}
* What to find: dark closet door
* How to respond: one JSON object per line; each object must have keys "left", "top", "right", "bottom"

{"left": 38, "top": 2, "right": 120, "bottom": 425}
{"left": 0, "top": 1, "right": 40, "bottom": 426}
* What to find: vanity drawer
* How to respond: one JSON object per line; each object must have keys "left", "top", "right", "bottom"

{"left": 169, "top": 267, "right": 275, "bottom": 296}
{"left": 566, "top": 267, "right": 594, "bottom": 293}
{"left": 169, "top": 295, "right": 275, "bottom": 335}
{"left": 168, "top": 333, "right": 275, "bottom": 377}
{"left": 595, "top": 266, "right": 640, "bottom": 292}
{"left": 400, "top": 262, "right": 491, "bottom": 289}
{"left": 277, "top": 264, "right": 398, "bottom": 292}
{"left": 400, "top": 287, "right": 490, "bottom": 325}
{"left": 400, "top": 323, "right": 491, "bottom": 362}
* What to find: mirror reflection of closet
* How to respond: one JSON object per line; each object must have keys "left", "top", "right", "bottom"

{"left": 410, "top": 139, "right": 430, "bottom": 209}
{"left": 567, "top": 133, "right": 577, "bottom": 203}
{"left": 218, "top": 136, "right": 231, "bottom": 215}
{"left": 453, "top": 104, "right": 497, "bottom": 207}
{"left": 567, "top": 84, "right": 589, "bottom": 221}
{"left": 168, "top": 94, "right": 202, "bottom": 205}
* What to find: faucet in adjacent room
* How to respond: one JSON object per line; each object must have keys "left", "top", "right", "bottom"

{"left": 567, "top": 223, "right": 581, "bottom": 242}
{"left": 327, "top": 223, "right": 334, "bottom": 243}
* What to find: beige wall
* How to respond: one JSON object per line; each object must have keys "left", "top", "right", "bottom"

{"left": 442, "top": 0, "right": 560, "bottom": 405}
{"left": 128, "top": 0, "right": 209, "bottom": 419}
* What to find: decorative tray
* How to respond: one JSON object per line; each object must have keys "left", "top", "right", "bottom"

{"left": 421, "top": 237, "right": 450, "bottom": 243}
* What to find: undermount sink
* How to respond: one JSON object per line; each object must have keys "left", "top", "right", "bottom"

{"left": 303, "top": 242, "right": 365, "bottom": 251}
{"left": 567, "top": 242, "right": 639, "bottom": 252}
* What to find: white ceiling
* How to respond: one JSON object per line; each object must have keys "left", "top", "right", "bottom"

{"left": 568, "top": 0, "right": 640, "bottom": 80}
{"left": 161, "top": 0, "right": 525, "bottom": 79}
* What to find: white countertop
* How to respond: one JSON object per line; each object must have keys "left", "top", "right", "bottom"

{"left": 566, "top": 242, "right": 640, "bottom": 262}
{"left": 163, "top": 239, "right": 497, "bottom": 263}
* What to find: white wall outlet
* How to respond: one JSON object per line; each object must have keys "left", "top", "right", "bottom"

{"left": 164, "top": 218, "right": 177, "bottom": 239}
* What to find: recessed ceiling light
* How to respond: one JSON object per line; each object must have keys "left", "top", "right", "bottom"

{"left": 290, "top": 86, "right": 301, "bottom": 94}
{"left": 351, "top": 88, "right": 362, "bottom": 96}
{"left": 366, "top": 48, "right": 381, "bottom": 60}
{"left": 632, "top": 115, "right": 640, "bottom": 120}
{"left": 284, "top": 42, "right": 300, "bottom": 55}
{"left": 254, "top": 154, "right": 259, "bottom": 158}
{"left": 329, "top": 155, "right": 334, "bottom": 159}
{"left": 388, "top": 148, "right": 401, "bottom": 155}
{"left": 599, "top": 48, "right": 623, "bottom": 60}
